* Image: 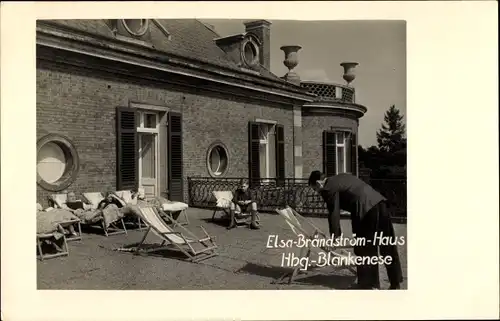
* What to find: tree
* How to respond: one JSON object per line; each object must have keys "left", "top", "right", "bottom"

{"left": 376, "top": 105, "right": 406, "bottom": 153}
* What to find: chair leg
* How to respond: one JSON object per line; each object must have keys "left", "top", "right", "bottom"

{"left": 136, "top": 227, "right": 151, "bottom": 253}
{"left": 182, "top": 209, "right": 189, "bottom": 225}
{"left": 121, "top": 218, "right": 127, "bottom": 234}
{"left": 103, "top": 220, "right": 109, "bottom": 237}
{"left": 37, "top": 238, "right": 44, "bottom": 261}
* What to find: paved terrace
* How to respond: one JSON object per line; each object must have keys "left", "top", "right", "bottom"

{"left": 37, "top": 208, "right": 408, "bottom": 290}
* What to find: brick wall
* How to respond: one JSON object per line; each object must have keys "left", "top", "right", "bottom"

{"left": 301, "top": 114, "right": 358, "bottom": 178}
{"left": 36, "top": 61, "right": 294, "bottom": 206}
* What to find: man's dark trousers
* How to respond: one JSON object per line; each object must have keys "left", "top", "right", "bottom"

{"left": 352, "top": 201, "right": 403, "bottom": 289}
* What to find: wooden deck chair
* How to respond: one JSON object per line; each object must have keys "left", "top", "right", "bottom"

{"left": 133, "top": 205, "right": 218, "bottom": 263}
{"left": 274, "top": 206, "right": 356, "bottom": 284}
{"left": 211, "top": 191, "right": 260, "bottom": 227}
{"left": 113, "top": 190, "right": 147, "bottom": 230}
{"left": 46, "top": 195, "right": 82, "bottom": 242}
{"left": 82, "top": 192, "right": 127, "bottom": 237}
{"left": 37, "top": 225, "right": 70, "bottom": 261}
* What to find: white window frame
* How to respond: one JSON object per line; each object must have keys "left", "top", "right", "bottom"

{"left": 258, "top": 122, "right": 276, "bottom": 182}
{"left": 137, "top": 110, "right": 160, "bottom": 196}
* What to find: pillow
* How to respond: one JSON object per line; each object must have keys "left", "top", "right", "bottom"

{"left": 36, "top": 203, "right": 43, "bottom": 211}
{"left": 83, "top": 192, "right": 105, "bottom": 210}
{"left": 216, "top": 198, "right": 232, "bottom": 209}
{"left": 162, "top": 201, "right": 189, "bottom": 212}
{"left": 115, "top": 190, "right": 137, "bottom": 205}
{"left": 51, "top": 194, "right": 67, "bottom": 208}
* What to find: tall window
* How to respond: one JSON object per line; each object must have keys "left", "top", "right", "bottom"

{"left": 323, "top": 130, "right": 357, "bottom": 177}
{"left": 248, "top": 121, "right": 285, "bottom": 186}
{"left": 259, "top": 123, "right": 276, "bottom": 179}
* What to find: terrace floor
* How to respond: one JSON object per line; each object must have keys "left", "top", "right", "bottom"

{"left": 37, "top": 208, "right": 408, "bottom": 290}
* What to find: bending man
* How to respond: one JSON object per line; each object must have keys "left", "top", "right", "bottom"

{"left": 308, "top": 171, "right": 403, "bottom": 290}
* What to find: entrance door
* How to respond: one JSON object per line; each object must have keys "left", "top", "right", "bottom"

{"left": 137, "top": 111, "right": 159, "bottom": 199}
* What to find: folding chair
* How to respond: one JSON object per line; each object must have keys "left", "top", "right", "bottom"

{"left": 46, "top": 196, "right": 82, "bottom": 242}
{"left": 113, "top": 190, "right": 147, "bottom": 230}
{"left": 37, "top": 225, "right": 70, "bottom": 261}
{"left": 211, "top": 191, "right": 260, "bottom": 227}
{"left": 274, "top": 206, "right": 357, "bottom": 284}
{"left": 133, "top": 205, "right": 218, "bottom": 263}
{"left": 82, "top": 192, "right": 127, "bottom": 237}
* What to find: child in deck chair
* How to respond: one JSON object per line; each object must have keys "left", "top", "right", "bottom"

{"left": 228, "top": 179, "right": 260, "bottom": 230}
{"left": 308, "top": 170, "right": 403, "bottom": 290}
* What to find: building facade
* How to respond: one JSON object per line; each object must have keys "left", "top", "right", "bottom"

{"left": 36, "top": 19, "right": 367, "bottom": 207}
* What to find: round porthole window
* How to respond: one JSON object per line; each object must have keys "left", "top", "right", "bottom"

{"left": 37, "top": 134, "right": 80, "bottom": 192}
{"left": 207, "top": 143, "right": 229, "bottom": 177}
{"left": 242, "top": 38, "right": 260, "bottom": 67}
{"left": 122, "top": 19, "right": 149, "bottom": 37}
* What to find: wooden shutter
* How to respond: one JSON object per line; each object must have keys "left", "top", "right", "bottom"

{"left": 350, "top": 132, "right": 358, "bottom": 176}
{"left": 168, "top": 112, "right": 183, "bottom": 201}
{"left": 275, "top": 124, "right": 285, "bottom": 186}
{"left": 248, "top": 122, "right": 260, "bottom": 188}
{"left": 323, "top": 130, "right": 336, "bottom": 176}
{"left": 116, "top": 107, "right": 138, "bottom": 191}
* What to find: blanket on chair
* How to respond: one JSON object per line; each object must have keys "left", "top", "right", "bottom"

{"left": 72, "top": 204, "right": 124, "bottom": 228}
{"left": 37, "top": 209, "right": 78, "bottom": 239}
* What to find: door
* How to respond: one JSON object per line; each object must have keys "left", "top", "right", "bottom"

{"left": 137, "top": 111, "right": 160, "bottom": 199}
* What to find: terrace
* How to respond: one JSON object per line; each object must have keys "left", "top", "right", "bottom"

{"left": 37, "top": 207, "right": 408, "bottom": 290}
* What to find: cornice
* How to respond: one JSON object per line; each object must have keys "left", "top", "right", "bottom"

{"left": 36, "top": 21, "right": 314, "bottom": 104}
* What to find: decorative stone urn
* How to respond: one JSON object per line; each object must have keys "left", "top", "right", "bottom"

{"left": 280, "top": 45, "right": 302, "bottom": 84}
{"left": 340, "top": 62, "right": 359, "bottom": 86}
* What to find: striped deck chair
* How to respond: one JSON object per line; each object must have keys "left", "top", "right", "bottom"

{"left": 133, "top": 205, "right": 218, "bottom": 263}
{"left": 274, "top": 206, "right": 356, "bottom": 284}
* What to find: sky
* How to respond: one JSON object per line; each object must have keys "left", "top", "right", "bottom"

{"left": 202, "top": 20, "right": 406, "bottom": 147}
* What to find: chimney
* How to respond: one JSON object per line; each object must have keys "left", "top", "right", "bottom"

{"left": 243, "top": 20, "right": 271, "bottom": 70}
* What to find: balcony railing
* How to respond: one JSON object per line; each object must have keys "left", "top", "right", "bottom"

{"left": 300, "top": 81, "right": 355, "bottom": 103}
{"left": 187, "top": 177, "right": 407, "bottom": 221}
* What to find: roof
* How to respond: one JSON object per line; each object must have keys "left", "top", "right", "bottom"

{"left": 44, "top": 19, "right": 285, "bottom": 83}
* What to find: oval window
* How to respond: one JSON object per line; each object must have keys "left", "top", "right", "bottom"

{"left": 207, "top": 143, "right": 229, "bottom": 177}
{"left": 36, "top": 134, "right": 80, "bottom": 191}
{"left": 122, "top": 19, "right": 149, "bottom": 36}
{"left": 242, "top": 39, "right": 259, "bottom": 67}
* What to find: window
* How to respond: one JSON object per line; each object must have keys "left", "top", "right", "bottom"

{"left": 248, "top": 122, "right": 285, "bottom": 186}
{"left": 259, "top": 123, "right": 276, "bottom": 180}
{"left": 207, "top": 143, "right": 229, "bottom": 177}
{"left": 122, "top": 19, "right": 149, "bottom": 37}
{"left": 37, "top": 134, "right": 80, "bottom": 191}
{"left": 241, "top": 37, "right": 260, "bottom": 67}
{"left": 323, "top": 130, "right": 357, "bottom": 176}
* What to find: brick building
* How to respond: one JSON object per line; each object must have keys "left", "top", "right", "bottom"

{"left": 36, "top": 19, "right": 367, "bottom": 207}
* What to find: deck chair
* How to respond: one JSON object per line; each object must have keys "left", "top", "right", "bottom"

{"left": 211, "top": 191, "right": 260, "bottom": 227}
{"left": 133, "top": 205, "right": 218, "bottom": 263}
{"left": 82, "top": 192, "right": 127, "bottom": 237}
{"left": 113, "top": 190, "right": 147, "bottom": 230}
{"left": 37, "top": 225, "right": 70, "bottom": 261}
{"left": 274, "top": 206, "right": 357, "bottom": 284}
{"left": 46, "top": 195, "right": 82, "bottom": 242}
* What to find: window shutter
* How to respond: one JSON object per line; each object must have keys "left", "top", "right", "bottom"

{"left": 116, "top": 107, "right": 138, "bottom": 191}
{"left": 168, "top": 112, "right": 183, "bottom": 201}
{"left": 275, "top": 124, "right": 285, "bottom": 186}
{"left": 323, "top": 130, "right": 337, "bottom": 176}
{"left": 350, "top": 132, "right": 358, "bottom": 176}
{"left": 248, "top": 122, "right": 260, "bottom": 188}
